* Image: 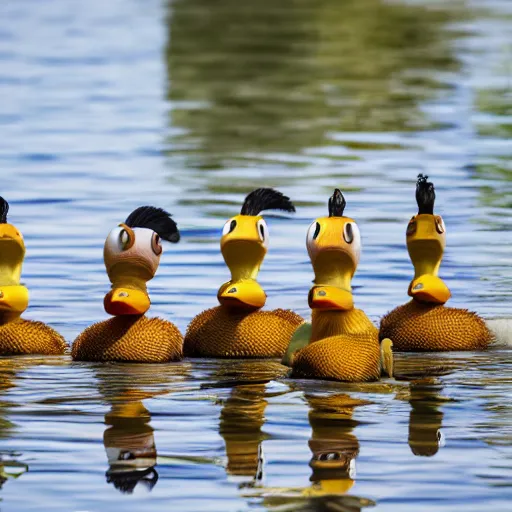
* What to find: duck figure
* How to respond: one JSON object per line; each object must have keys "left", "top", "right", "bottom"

{"left": 379, "top": 175, "right": 493, "bottom": 351}
{"left": 72, "top": 206, "right": 183, "bottom": 362}
{"left": 0, "top": 197, "right": 66, "bottom": 355}
{"left": 184, "top": 188, "right": 304, "bottom": 358}
{"left": 284, "top": 189, "right": 393, "bottom": 382}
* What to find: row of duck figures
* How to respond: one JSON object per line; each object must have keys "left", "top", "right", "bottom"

{"left": 0, "top": 175, "right": 505, "bottom": 382}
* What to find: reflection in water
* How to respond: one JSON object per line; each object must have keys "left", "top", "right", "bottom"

{"left": 213, "top": 361, "right": 287, "bottom": 484}
{"left": 306, "top": 394, "right": 362, "bottom": 494}
{"left": 408, "top": 379, "right": 445, "bottom": 457}
{"left": 93, "top": 365, "right": 189, "bottom": 494}
{"left": 104, "top": 400, "right": 158, "bottom": 494}
{"left": 219, "top": 384, "right": 267, "bottom": 482}
{"left": 0, "top": 361, "right": 28, "bottom": 489}
{"left": 248, "top": 393, "right": 374, "bottom": 511}
{"left": 165, "top": 0, "right": 463, "bottom": 169}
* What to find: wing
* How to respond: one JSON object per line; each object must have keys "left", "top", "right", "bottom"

{"left": 281, "top": 322, "right": 312, "bottom": 367}
{"left": 380, "top": 338, "right": 394, "bottom": 378}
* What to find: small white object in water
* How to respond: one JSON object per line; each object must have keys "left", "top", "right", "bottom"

{"left": 486, "top": 319, "right": 512, "bottom": 347}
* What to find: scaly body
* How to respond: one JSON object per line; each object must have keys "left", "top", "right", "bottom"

{"left": 380, "top": 300, "right": 491, "bottom": 351}
{"left": 185, "top": 305, "right": 302, "bottom": 358}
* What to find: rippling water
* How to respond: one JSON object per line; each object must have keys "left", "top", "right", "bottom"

{"left": 0, "top": 0, "right": 510, "bottom": 510}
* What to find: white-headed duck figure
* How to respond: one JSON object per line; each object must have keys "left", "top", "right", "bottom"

{"left": 72, "top": 206, "right": 183, "bottom": 362}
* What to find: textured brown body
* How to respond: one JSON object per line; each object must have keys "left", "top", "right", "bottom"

{"left": 184, "top": 306, "right": 303, "bottom": 358}
{"left": 380, "top": 300, "right": 492, "bottom": 352}
{"left": 72, "top": 315, "right": 183, "bottom": 363}
{"left": 0, "top": 319, "right": 67, "bottom": 355}
{"left": 292, "top": 332, "right": 380, "bottom": 382}
{"left": 291, "top": 309, "right": 381, "bottom": 382}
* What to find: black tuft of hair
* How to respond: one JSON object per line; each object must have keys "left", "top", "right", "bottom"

{"left": 125, "top": 206, "right": 180, "bottom": 243}
{"left": 328, "top": 189, "right": 346, "bottom": 217}
{"left": 240, "top": 188, "right": 295, "bottom": 216}
{"left": 0, "top": 197, "right": 9, "bottom": 224}
{"left": 416, "top": 174, "right": 435, "bottom": 214}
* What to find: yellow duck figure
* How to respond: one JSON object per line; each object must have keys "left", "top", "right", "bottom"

{"left": 72, "top": 206, "right": 183, "bottom": 363}
{"left": 184, "top": 188, "right": 304, "bottom": 358}
{"left": 379, "top": 175, "right": 492, "bottom": 351}
{"left": 0, "top": 197, "right": 66, "bottom": 355}
{"left": 283, "top": 189, "right": 393, "bottom": 382}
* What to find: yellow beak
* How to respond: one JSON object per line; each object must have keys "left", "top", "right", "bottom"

{"left": 0, "top": 285, "right": 29, "bottom": 320}
{"left": 308, "top": 285, "right": 354, "bottom": 311}
{"left": 104, "top": 287, "right": 150, "bottom": 316}
{"left": 217, "top": 279, "right": 266, "bottom": 310}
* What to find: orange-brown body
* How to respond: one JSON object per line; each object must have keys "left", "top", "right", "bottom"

{"left": 291, "top": 309, "right": 381, "bottom": 382}
{"left": 184, "top": 305, "right": 303, "bottom": 358}
{"left": 0, "top": 319, "right": 67, "bottom": 356}
{"left": 380, "top": 300, "right": 492, "bottom": 352}
{"left": 72, "top": 315, "right": 183, "bottom": 363}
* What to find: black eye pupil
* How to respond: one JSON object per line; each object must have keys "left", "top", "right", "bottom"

{"left": 259, "top": 223, "right": 265, "bottom": 240}
{"left": 229, "top": 220, "right": 237, "bottom": 233}
{"left": 313, "top": 222, "right": 320, "bottom": 240}
{"left": 344, "top": 223, "right": 354, "bottom": 244}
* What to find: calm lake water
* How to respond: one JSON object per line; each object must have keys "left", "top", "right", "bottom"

{"left": 0, "top": 0, "right": 511, "bottom": 510}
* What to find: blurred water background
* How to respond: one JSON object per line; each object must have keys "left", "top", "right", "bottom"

{"left": 0, "top": 0, "right": 510, "bottom": 510}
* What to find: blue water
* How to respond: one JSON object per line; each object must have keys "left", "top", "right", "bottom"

{"left": 0, "top": 0, "right": 511, "bottom": 510}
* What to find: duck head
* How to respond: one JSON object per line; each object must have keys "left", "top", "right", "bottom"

{"left": 306, "top": 189, "right": 361, "bottom": 311}
{"left": 103, "top": 206, "right": 180, "bottom": 316}
{"left": 0, "top": 197, "right": 29, "bottom": 323}
{"left": 406, "top": 175, "right": 450, "bottom": 304}
{"left": 218, "top": 188, "right": 295, "bottom": 310}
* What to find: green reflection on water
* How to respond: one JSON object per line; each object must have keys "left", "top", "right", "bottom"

{"left": 165, "top": 0, "right": 466, "bottom": 170}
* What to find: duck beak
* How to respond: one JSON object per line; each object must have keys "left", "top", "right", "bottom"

{"left": 0, "top": 285, "right": 29, "bottom": 317}
{"left": 217, "top": 280, "right": 266, "bottom": 310}
{"left": 308, "top": 285, "right": 354, "bottom": 311}
{"left": 408, "top": 275, "right": 451, "bottom": 304}
{"left": 104, "top": 288, "right": 150, "bottom": 316}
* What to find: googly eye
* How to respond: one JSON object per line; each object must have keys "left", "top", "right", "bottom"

{"left": 222, "top": 218, "right": 237, "bottom": 236}
{"left": 435, "top": 216, "right": 446, "bottom": 234}
{"left": 151, "top": 232, "right": 162, "bottom": 255}
{"left": 343, "top": 222, "right": 361, "bottom": 263}
{"left": 257, "top": 219, "right": 269, "bottom": 247}
{"left": 118, "top": 227, "right": 134, "bottom": 250}
{"left": 343, "top": 222, "right": 354, "bottom": 244}
{"left": 306, "top": 221, "right": 321, "bottom": 249}
{"left": 406, "top": 218, "right": 417, "bottom": 236}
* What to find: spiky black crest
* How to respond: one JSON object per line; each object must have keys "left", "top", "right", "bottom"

{"left": 0, "top": 197, "right": 8, "bottom": 224}
{"left": 240, "top": 188, "right": 295, "bottom": 216}
{"left": 125, "top": 206, "right": 180, "bottom": 243}
{"left": 416, "top": 174, "right": 435, "bottom": 214}
{"left": 328, "top": 189, "right": 346, "bottom": 217}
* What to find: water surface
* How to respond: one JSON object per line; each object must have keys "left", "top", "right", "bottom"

{"left": 0, "top": 0, "right": 510, "bottom": 510}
